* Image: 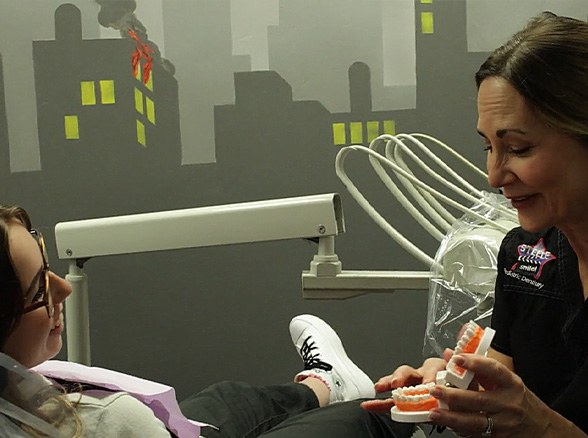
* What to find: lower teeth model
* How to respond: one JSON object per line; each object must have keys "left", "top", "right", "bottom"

{"left": 390, "top": 321, "right": 495, "bottom": 423}
{"left": 392, "top": 382, "right": 438, "bottom": 412}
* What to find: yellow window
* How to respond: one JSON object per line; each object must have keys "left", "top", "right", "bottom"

{"left": 81, "top": 81, "right": 96, "bottom": 106}
{"left": 100, "top": 80, "right": 115, "bottom": 104}
{"left": 64, "top": 115, "right": 79, "bottom": 140}
{"left": 332, "top": 123, "right": 346, "bottom": 145}
{"left": 137, "top": 120, "right": 146, "bottom": 146}
{"left": 135, "top": 88, "right": 144, "bottom": 114}
{"left": 421, "top": 12, "right": 434, "bottom": 34}
{"left": 145, "top": 71, "right": 153, "bottom": 91}
{"left": 367, "top": 121, "right": 380, "bottom": 142}
{"left": 383, "top": 120, "right": 396, "bottom": 135}
{"left": 350, "top": 122, "right": 363, "bottom": 144}
{"left": 135, "top": 61, "right": 142, "bottom": 82}
{"left": 145, "top": 97, "right": 155, "bottom": 124}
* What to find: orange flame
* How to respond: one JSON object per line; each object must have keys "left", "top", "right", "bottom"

{"left": 128, "top": 29, "right": 153, "bottom": 84}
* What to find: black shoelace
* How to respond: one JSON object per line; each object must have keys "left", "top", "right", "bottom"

{"left": 428, "top": 425, "right": 446, "bottom": 435}
{"left": 299, "top": 336, "right": 333, "bottom": 371}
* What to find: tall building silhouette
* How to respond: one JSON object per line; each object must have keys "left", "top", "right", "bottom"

{"left": 414, "top": 0, "right": 487, "bottom": 139}
{"left": 33, "top": 3, "right": 181, "bottom": 195}
{"left": 161, "top": 0, "right": 250, "bottom": 164}
{"left": 268, "top": 1, "right": 389, "bottom": 113}
{"left": 214, "top": 70, "right": 340, "bottom": 200}
{"left": 331, "top": 62, "right": 415, "bottom": 147}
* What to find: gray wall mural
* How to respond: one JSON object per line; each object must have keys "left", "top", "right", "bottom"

{"left": 0, "top": 3, "right": 586, "bottom": 435}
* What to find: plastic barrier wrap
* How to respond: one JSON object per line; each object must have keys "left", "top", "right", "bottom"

{"left": 423, "top": 192, "right": 518, "bottom": 357}
{"left": 0, "top": 353, "right": 64, "bottom": 437}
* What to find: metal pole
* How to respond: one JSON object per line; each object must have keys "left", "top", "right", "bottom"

{"left": 64, "top": 261, "right": 91, "bottom": 365}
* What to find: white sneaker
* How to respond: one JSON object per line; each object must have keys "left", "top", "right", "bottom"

{"left": 290, "top": 314, "right": 375, "bottom": 404}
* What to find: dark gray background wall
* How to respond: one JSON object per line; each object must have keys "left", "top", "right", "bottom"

{"left": 0, "top": 3, "right": 586, "bottom": 436}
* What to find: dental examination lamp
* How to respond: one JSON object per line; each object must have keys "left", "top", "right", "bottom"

{"left": 56, "top": 193, "right": 345, "bottom": 365}
{"left": 55, "top": 192, "right": 431, "bottom": 365}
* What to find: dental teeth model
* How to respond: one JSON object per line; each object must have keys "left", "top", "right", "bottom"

{"left": 390, "top": 321, "right": 495, "bottom": 423}
{"left": 392, "top": 382, "right": 438, "bottom": 411}
{"left": 444, "top": 321, "right": 495, "bottom": 389}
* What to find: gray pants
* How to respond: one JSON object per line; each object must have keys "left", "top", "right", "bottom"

{"left": 180, "top": 381, "right": 419, "bottom": 438}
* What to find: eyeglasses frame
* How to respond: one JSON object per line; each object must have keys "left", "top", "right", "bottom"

{"left": 22, "top": 229, "right": 54, "bottom": 318}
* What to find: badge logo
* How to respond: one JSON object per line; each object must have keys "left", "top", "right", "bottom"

{"left": 511, "top": 238, "right": 556, "bottom": 280}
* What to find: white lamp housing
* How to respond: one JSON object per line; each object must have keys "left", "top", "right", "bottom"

{"left": 56, "top": 193, "right": 344, "bottom": 260}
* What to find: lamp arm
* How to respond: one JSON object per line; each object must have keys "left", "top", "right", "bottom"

{"left": 64, "top": 261, "right": 91, "bottom": 365}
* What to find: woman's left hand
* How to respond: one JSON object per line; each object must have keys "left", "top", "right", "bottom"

{"left": 427, "top": 354, "right": 550, "bottom": 437}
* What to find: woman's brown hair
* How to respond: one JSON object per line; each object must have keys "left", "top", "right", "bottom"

{"left": 475, "top": 12, "right": 588, "bottom": 145}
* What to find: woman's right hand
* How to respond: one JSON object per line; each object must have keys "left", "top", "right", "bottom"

{"left": 360, "top": 349, "right": 452, "bottom": 412}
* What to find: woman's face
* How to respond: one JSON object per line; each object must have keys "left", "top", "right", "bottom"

{"left": 477, "top": 76, "right": 588, "bottom": 234}
{"left": 2, "top": 221, "right": 72, "bottom": 368}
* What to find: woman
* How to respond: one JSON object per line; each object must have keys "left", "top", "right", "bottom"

{"left": 364, "top": 11, "right": 588, "bottom": 437}
{"left": 0, "top": 204, "right": 417, "bottom": 437}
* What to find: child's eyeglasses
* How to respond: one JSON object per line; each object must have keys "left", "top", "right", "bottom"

{"left": 22, "top": 229, "right": 53, "bottom": 318}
